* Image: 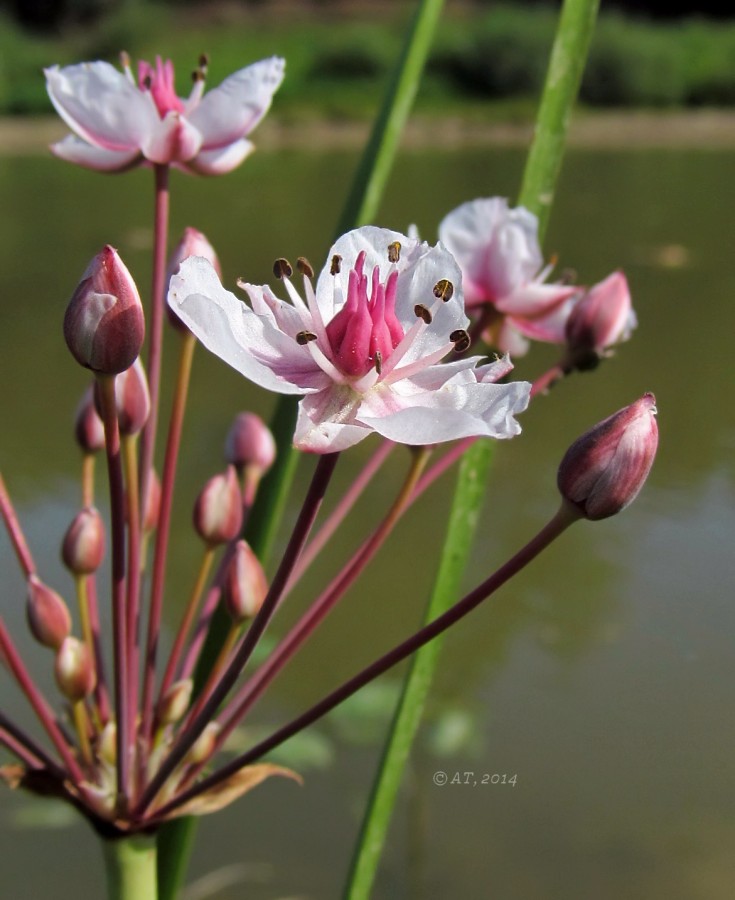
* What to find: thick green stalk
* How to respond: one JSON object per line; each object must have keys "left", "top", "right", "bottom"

{"left": 156, "top": 3, "right": 449, "bottom": 898}
{"left": 103, "top": 835, "right": 158, "bottom": 900}
{"left": 344, "top": 1, "right": 600, "bottom": 897}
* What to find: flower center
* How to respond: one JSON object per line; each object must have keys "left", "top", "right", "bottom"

{"left": 138, "top": 57, "right": 185, "bottom": 117}
{"left": 325, "top": 251, "right": 404, "bottom": 378}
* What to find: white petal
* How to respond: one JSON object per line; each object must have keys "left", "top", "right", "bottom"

{"left": 168, "top": 257, "right": 326, "bottom": 394}
{"left": 181, "top": 139, "right": 255, "bottom": 175}
{"left": 49, "top": 135, "right": 141, "bottom": 172}
{"left": 44, "top": 62, "right": 159, "bottom": 152}
{"left": 294, "top": 390, "right": 369, "bottom": 453}
{"left": 141, "top": 113, "right": 202, "bottom": 164}
{"left": 358, "top": 379, "right": 530, "bottom": 445}
{"left": 189, "top": 57, "right": 285, "bottom": 149}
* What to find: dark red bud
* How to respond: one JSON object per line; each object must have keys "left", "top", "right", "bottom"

{"left": 61, "top": 507, "right": 105, "bottom": 575}
{"left": 565, "top": 271, "right": 636, "bottom": 365}
{"left": 558, "top": 393, "right": 659, "bottom": 521}
{"left": 64, "top": 245, "right": 145, "bottom": 374}
{"left": 26, "top": 575, "right": 71, "bottom": 649}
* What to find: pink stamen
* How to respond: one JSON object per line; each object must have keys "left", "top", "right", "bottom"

{"left": 138, "top": 56, "right": 185, "bottom": 118}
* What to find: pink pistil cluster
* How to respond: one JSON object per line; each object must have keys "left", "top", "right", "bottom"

{"left": 138, "top": 57, "right": 186, "bottom": 117}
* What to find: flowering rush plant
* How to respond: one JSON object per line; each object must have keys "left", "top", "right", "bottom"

{"left": 0, "top": 7, "right": 657, "bottom": 899}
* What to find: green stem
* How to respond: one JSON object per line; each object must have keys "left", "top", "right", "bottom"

{"left": 344, "top": 1, "right": 600, "bottom": 897}
{"left": 103, "top": 835, "right": 158, "bottom": 900}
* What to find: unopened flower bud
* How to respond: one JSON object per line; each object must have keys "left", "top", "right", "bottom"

{"left": 112, "top": 358, "right": 150, "bottom": 435}
{"left": 158, "top": 679, "right": 193, "bottom": 726}
{"left": 222, "top": 540, "right": 268, "bottom": 623}
{"left": 187, "top": 721, "right": 221, "bottom": 766}
{"left": 558, "top": 393, "right": 658, "bottom": 521}
{"left": 26, "top": 575, "right": 71, "bottom": 649}
{"left": 98, "top": 722, "right": 117, "bottom": 765}
{"left": 224, "top": 412, "right": 276, "bottom": 474}
{"left": 62, "top": 507, "right": 105, "bottom": 575}
{"left": 167, "top": 228, "right": 221, "bottom": 331}
{"left": 143, "top": 469, "right": 162, "bottom": 533}
{"left": 64, "top": 245, "right": 145, "bottom": 374}
{"left": 564, "top": 271, "right": 636, "bottom": 369}
{"left": 193, "top": 465, "right": 243, "bottom": 545}
{"left": 74, "top": 386, "right": 105, "bottom": 453}
{"left": 54, "top": 636, "right": 96, "bottom": 701}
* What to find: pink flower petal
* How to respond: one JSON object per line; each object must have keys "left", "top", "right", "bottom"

{"left": 189, "top": 57, "right": 285, "bottom": 150}
{"left": 179, "top": 139, "right": 255, "bottom": 176}
{"left": 45, "top": 62, "right": 159, "bottom": 153}
{"left": 141, "top": 113, "right": 202, "bottom": 164}
{"left": 49, "top": 135, "right": 141, "bottom": 172}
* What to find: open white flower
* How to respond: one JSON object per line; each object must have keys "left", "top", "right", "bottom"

{"left": 169, "top": 226, "right": 531, "bottom": 453}
{"left": 45, "top": 54, "right": 284, "bottom": 174}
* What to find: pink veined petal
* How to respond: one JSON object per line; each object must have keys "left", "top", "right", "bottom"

{"left": 189, "top": 57, "right": 285, "bottom": 150}
{"left": 169, "top": 257, "right": 327, "bottom": 394}
{"left": 294, "top": 389, "right": 368, "bottom": 453}
{"left": 507, "top": 294, "right": 579, "bottom": 344}
{"left": 179, "top": 139, "right": 255, "bottom": 175}
{"left": 494, "top": 281, "right": 579, "bottom": 317}
{"left": 141, "top": 113, "right": 202, "bottom": 164}
{"left": 358, "top": 379, "right": 530, "bottom": 445}
{"left": 49, "top": 134, "right": 141, "bottom": 172}
{"left": 44, "top": 62, "right": 160, "bottom": 153}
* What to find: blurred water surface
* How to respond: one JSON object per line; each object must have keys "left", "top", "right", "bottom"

{"left": 1, "top": 145, "right": 733, "bottom": 900}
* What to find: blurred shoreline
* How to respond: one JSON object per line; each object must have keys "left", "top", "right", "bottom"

{"left": 4, "top": 110, "right": 735, "bottom": 156}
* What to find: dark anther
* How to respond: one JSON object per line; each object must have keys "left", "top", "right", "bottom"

{"left": 297, "top": 257, "right": 315, "bottom": 279}
{"left": 142, "top": 75, "right": 152, "bottom": 91}
{"left": 199, "top": 53, "right": 210, "bottom": 68}
{"left": 330, "top": 254, "right": 342, "bottom": 275}
{"left": 388, "top": 241, "right": 401, "bottom": 263}
{"left": 414, "top": 304, "right": 432, "bottom": 324}
{"left": 433, "top": 279, "right": 454, "bottom": 302}
{"left": 296, "top": 331, "right": 318, "bottom": 345}
{"left": 273, "top": 258, "right": 293, "bottom": 279}
{"left": 191, "top": 69, "right": 205, "bottom": 83}
{"left": 450, "top": 329, "right": 471, "bottom": 353}
{"left": 374, "top": 350, "right": 383, "bottom": 375}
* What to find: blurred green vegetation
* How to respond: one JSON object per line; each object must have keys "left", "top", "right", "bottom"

{"left": 1, "top": 2, "right": 735, "bottom": 118}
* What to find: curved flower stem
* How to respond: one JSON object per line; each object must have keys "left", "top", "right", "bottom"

{"left": 81, "top": 453, "right": 96, "bottom": 508}
{"left": 530, "top": 361, "right": 568, "bottom": 398}
{"left": 157, "top": 545, "right": 215, "bottom": 708}
{"left": 0, "top": 711, "right": 66, "bottom": 777}
{"left": 138, "top": 163, "right": 170, "bottom": 537}
{"left": 181, "top": 448, "right": 431, "bottom": 786}
{"left": 346, "top": 0, "right": 601, "bottom": 893}
{"left": 85, "top": 576, "right": 111, "bottom": 724}
{"left": 142, "top": 330, "right": 197, "bottom": 745}
{"left": 103, "top": 835, "right": 158, "bottom": 900}
{"left": 0, "top": 618, "right": 84, "bottom": 783}
{"left": 134, "top": 452, "right": 340, "bottom": 819}
{"left": 122, "top": 434, "right": 142, "bottom": 778}
{"left": 96, "top": 374, "right": 130, "bottom": 806}
{"left": 156, "top": 504, "right": 580, "bottom": 820}
{"left": 0, "top": 472, "right": 36, "bottom": 577}
{"left": 289, "top": 439, "right": 396, "bottom": 586}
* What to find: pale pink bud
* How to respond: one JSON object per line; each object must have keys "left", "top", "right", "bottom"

{"left": 167, "top": 228, "right": 221, "bottom": 332}
{"left": 54, "top": 636, "right": 96, "bottom": 701}
{"left": 224, "top": 412, "right": 276, "bottom": 474}
{"left": 64, "top": 245, "right": 145, "bottom": 374}
{"left": 143, "top": 469, "right": 162, "bottom": 533}
{"left": 61, "top": 507, "right": 105, "bottom": 575}
{"left": 222, "top": 540, "right": 268, "bottom": 623}
{"left": 74, "top": 386, "right": 105, "bottom": 453}
{"left": 186, "top": 722, "right": 221, "bottom": 765}
{"left": 193, "top": 466, "right": 243, "bottom": 545}
{"left": 26, "top": 575, "right": 71, "bottom": 649}
{"left": 558, "top": 393, "right": 659, "bottom": 521}
{"left": 564, "top": 271, "right": 636, "bottom": 368}
{"left": 111, "top": 358, "right": 151, "bottom": 435}
{"left": 158, "top": 679, "right": 193, "bottom": 726}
